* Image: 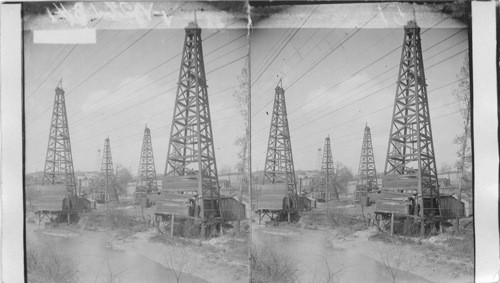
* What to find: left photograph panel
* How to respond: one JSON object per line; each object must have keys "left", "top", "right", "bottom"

{"left": 24, "top": 2, "right": 250, "bottom": 282}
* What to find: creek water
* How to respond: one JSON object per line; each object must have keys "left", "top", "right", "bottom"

{"left": 26, "top": 224, "right": 206, "bottom": 283}
{"left": 252, "top": 225, "right": 431, "bottom": 283}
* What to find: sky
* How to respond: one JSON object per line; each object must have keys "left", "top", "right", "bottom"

{"left": 23, "top": 2, "right": 470, "bottom": 177}
{"left": 24, "top": 2, "right": 249, "bottom": 175}
{"left": 250, "top": 3, "right": 469, "bottom": 174}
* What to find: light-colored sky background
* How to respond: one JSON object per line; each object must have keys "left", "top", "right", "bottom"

{"left": 24, "top": 2, "right": 470, "bottom": 177}
{"left": 24, "top": 2, "right": 248, "bottom": 175}
{"left": 250, "top": 3, "right": 468, "bottom": 174}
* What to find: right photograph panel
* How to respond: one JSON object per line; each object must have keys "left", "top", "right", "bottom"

{"left": 250, "top": 3, "right": 472, "bottom": 282}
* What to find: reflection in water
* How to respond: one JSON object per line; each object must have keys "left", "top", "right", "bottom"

{"left": 27, "top": 226, "right": 206, "bottom": 283}
{"left": 252, "top": 226, "right": 431, "bottom": 283}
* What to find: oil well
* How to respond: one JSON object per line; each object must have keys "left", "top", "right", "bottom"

{"left": 373, "top": 20, "right": 442, "bottom": 236}
{"left": 353, "top": 124, "right": 378, "bottom": 205}
{"left": 36, "top": 80, "right": 78, "bottom": 224}
{"left": 256, "top": 79, "right": 299, "bottom": 223}
{"left": 154, "top": 20, "right": 228, "bottom": 238}
{"left": 313, "top": 136, "right": 339, "bottom": 202}
{"left": 94, "top": 137, "right": 119, "bottom": 203}
{"left": 135, "top": 125, "right": 158, "bottom": 206}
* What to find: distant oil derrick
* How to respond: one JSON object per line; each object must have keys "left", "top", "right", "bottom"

{"left": 136, "top": 125, "right": 157, "bottom": 202}
{"left": 263, "top": 80, "right": 297, "bottom": 194}
{"left": 43, "top": 80, "right": 76, "bottom": 196}
{"left": 156, "top": 20, "right": 221, "bottom": 237}
{"left": 354, "top": 124, "right": 378, "bottom": 203}
{"left": 379, "top": 20, "right": 440, "bottom": 235}
{"left": 40, "top": 80, "right": 78, "bottom": 223}
{"left": 256, "top": 79, "right": 298, "bottom": 223}
{"left": 98, "top": 137, "right": 118, "bottom": 203}
{"left": 319, "top": 136, "right": 339, "bottom": 202}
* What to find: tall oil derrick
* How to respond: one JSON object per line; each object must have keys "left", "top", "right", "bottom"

{"left": 136, "top": 125, "right": 157, "bottom": 199}
{"left": 320, "top": 136, "right": 339, "bottom": 201}
{"left": 263, "top": 80, "right": 297, "bottom": 199}
{"left": 383, "top": 20, "right": 440, "bottom": 230}
{"left": 163, "top": 20, "right": 220, "bottom": 227}
{"left": 43, "top": 80, "right": 76, "bottom": 197}
{"left": 354, "top": 124, "right": 378, "bottom": 203}
{"left": 99, "top": 137, "right": 118, "bottom": 202}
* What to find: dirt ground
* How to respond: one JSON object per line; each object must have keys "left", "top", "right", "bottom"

{"left": 293, "top": 197, "right": 474, "bottom": 283}
{"left": 27, "top": 198, "right": 250, "bottom": 283}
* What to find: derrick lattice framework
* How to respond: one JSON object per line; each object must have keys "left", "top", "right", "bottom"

{"left": 263, "top": 81, "right": 297, "bottom": 197}
{"left": 320, "top": 136, "right": 338, "bottom": 201}
{"left": 355, "top": 125, "right": 378, "bottom": 200}
{"left": 384, "top": 20, "right": 439, "bottom": 201}
{"left": 100, "top": 137, "right": 118, "bottom": 202}
{"left": 137, "top": 125, "right": 157, "bottom": 191}
{"left": 43, "top": 81, "right": 76, "bottom": 196}
{"left": 165, "top": 21, "right": 220, "bottom": 202}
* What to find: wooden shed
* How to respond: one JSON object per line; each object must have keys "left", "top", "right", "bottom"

{"left": 76, "top": 197, "right": 94, "bottom": 212}
{"left": 297, "top": 196, "right": 316, "bottom": 211}
{"left": 374, "top": 191, "right": 413, "bottom": 215}
{"left": 37, "top": 184, "right": 69, "bottom": 211}
{"left": 256, "top": 183, "right": 287, "bottom": 211}
{"left": 36, "top": 184, "right": 77, "bottom": 224}
{"left": 219, "top": 196, "right": 246, "bottom": 221}
{"left": 439, "top": 194, "right": 468, "bottom": 219}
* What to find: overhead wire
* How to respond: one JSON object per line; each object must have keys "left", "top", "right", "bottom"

{"left": 251, "top": 28, "right": 467, "bottom": 139}
{"left": 27, "top": 32, "right": 247, "bottom": 140}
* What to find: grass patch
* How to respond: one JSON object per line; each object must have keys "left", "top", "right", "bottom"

{"left": 251, "top": 244, "right": 299, "bottom": 283}
{"left": 442, "top": 232, "right": 474, "bottom": 262}
{"left": 27, "top": 242, "right": 78, "bottom": 283}
{"left": 326, "top": 207, "right": 360, "bottom": 228}
{"left": 81, "top": 208, "right": 146, "bottom": 236}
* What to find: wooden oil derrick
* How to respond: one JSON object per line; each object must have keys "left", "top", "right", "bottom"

{"left": 135, "top": 125, "right": 157, "bottom": 203}
{"left": 40, "top": 80, "right": 77, "bottom": 223}
{"left": 257, "top": 79, "right": 298, "bottom": 223}
{"left": 43, "top": 80, "right": 76, "bottom": 193}
{"left": 354, "top": 124, "right": 378, "bottom": 204}
{"left": 319, "top": 136, "right": 339, "bottom": 202}
{"left": 98, "top": 137, "right": 118, "bottom": 203}
{"left": 380, "top": 20, "right": 440, "bottom": 235}
{"left": 156, "top": 20, "right": 221, "bottom": 238}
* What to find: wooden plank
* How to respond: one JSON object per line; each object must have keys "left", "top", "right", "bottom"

{"left": 155, "top": 193, "right": 194, "bottom": 201}
{"left": 219, "top": 198, "right": 245, "bottom": 221}
{"left": 155, "top": 201, "right": 190, "bottom": 216}
{"left": 375, "top": 199, "right": 409, "bottom": 215}
{"left": 163, "top": 181, "right": 199, "bottom": 191}
{"left": 162, "top": 175, "right": 200, "bottom": 192}
{"left": 383, "top": 174, "right": 419, "bottom": 189}
{"left": 37, "top": 200, "right": 62, "bottom": 211}
{"left": 257, "top": 199, "right": 283, "bottom": 210}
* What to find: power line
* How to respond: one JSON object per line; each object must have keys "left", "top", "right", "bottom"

{"left": 251, "top": 28, "right": 467, "bottom": 139}
{"left": 252, "top": 78, "right": 463, "bottom": 149}
{"left": 26, "top": 18, "right": 241, "bottom": 126}
{"left": 28, "top": 37, "right": 246, "bottom": 140}
{"left": 283, "top": 33, "right": 468, "bottom": 128}
{"left": 251, "top": 15, "right": 455, "bottom": 120}
{"left": 251, "top": 5, "right": 388, "bottom": 118}
{"left": 251, "top": 6, "right": 319, "bottom": 88}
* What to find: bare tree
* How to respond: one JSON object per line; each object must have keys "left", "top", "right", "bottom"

{"left": 233, "top": 59, "right": 250, "bottom": 231}
{"left": 452, "top": 54, "right": 471, "bottom": 231}
{"left": 162, "top": 248, "right": 191, "bottom": 283}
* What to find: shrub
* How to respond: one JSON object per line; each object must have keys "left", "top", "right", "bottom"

{"left": 27, "top": 243, "right": 78, "bottom": 283}
{"left": 325, "top": 207, "right": 358, "bottom": 228}
{"left": 251, "top": 244, "right": 299, "bottom": 283}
